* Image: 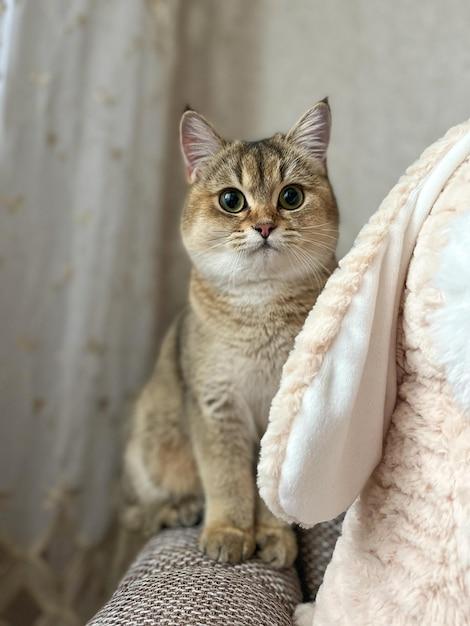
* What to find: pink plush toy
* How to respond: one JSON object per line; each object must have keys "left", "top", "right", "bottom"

{"left": 258, "top": 120, "right": 470, "bottom": 626}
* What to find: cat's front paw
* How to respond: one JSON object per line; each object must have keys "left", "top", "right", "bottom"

{"left": 256, "top": 524, "right": 298, "bottom": 568}
{"left": 200, "top": 524, "right": 255, "bottom": 564}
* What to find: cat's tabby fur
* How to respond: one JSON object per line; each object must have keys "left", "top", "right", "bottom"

{"left": 123, "top": 100, "right": 338, "bottom": 567}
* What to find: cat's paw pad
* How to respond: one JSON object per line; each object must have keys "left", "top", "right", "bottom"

{"left": 138, "top": 496, "right": 203, "bottom": 536}
{"left": 159, "top": 495, "right": 203, "bottom": 528}
{"left": 200, "top": 524, "right": 255, "bottom": 563}
{"left": 256, "top": 524, "right": 298, "bottom": 568}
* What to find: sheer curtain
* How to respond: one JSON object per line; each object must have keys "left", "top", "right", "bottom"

{"left": 1, "top": 0, "right": 468, "bottom": 623}
{"left": 0, "top": 1, "right": 189, "bottom": 623}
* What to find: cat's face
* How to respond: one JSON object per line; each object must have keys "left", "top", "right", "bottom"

{"left": 179, "top": 101, "right": 338, "bottom": 288}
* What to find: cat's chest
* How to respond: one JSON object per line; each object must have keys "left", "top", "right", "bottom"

{"left": 230, "top": 328, "right": 295, "bottom": 437}
{"left": 235, "top": 363, "right": 280, "bottom": 437}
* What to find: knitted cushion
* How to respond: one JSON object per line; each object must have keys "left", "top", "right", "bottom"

{"left": 295, "top": 515, "right": 343, "bottom": 602}
{"left": 88, "top": 526, "right": 302, "bottom": 626}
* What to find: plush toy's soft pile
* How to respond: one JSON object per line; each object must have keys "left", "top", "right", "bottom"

{"left": 258, "top": 120, "right": 470, "bottom": 626}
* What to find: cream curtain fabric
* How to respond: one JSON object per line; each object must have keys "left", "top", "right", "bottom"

{"left": 0, "top": 1, "right": 187, "bottom": 623}
{"left": 0, "top": 0, "right": 468, "bottom": 624}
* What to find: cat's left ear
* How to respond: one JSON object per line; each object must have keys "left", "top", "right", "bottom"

{"left": 180, "top": 109, "right": 224, "bottom": 183}
{"left": 287, "top": 98, "right": 331, "bottom": 163}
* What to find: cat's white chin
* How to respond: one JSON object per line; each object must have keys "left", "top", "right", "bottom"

{"left": 245, "top": 240, "right": 278, "bottom": 254}
{"left": 191, "top": 247, "right": 315, "bottom": 288}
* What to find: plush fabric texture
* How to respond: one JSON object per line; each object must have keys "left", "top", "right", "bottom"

{"left": 258, "top": 120, "right": 470, "bottom": 625}
{"left": 310, "top": 152, "right": 470, "bottom": 626}
{"left": 430, "top": 210, "right": 470, "bottom": 418}
{"left": 88, "top": 526, "right": 302, "bottom": 626}
{"left": 258, "top": 122, "right": 470, "bottom": 526}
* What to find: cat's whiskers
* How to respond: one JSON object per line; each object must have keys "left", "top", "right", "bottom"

{"left": 284, "top": 245, "right": 313, "bottom": 288}
{"left": 228, "top": 249, "right": 246, "bottom": 292}
{"left": 298, "top": 226, "right": 338, "bottom": 232}
{"left": 286, "top": 245, "right": 323, "bottom": 290}
{"left": 299, "top": 231, "right": 338, "bottom": 241}
{"left": 229, "top": 237, "right": 246, "bottom": 245}
{"left": 294, "top": 244, "right": 334, "bottom": 280}
{"left": 288, "top": 239, "right": 330, "bottom": 274}
{"left": 227, "top": 231, "right": 249, "bottom": 251}
{"left": 294, "top": 233, "right": 337, "bottom": 255}
{"left": 191, "top": 239, "right": 230, "bottom": 258}
{"left": 298, "top": 224, "right": 338, "bottom": 232}
{"left": 303, "top": 252, "right": 326, "bottom": 289}
{"left": 304, "top": 243, "right": 337, "bottom": 261}
{"left": 298, "top": 222, "right": 337, "bottom": 227}
{"left": 278, "top": 233, "right": 335, "bottom": 261}
{"left": 287, "top": 221, "right": 335, "bottom": 230}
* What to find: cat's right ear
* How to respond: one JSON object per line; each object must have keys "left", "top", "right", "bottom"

{"left": 180, "top": 110, "right": 224, "bottom": 183}
{"left": 287, "top": 98, "right": 331, "bottom": 163}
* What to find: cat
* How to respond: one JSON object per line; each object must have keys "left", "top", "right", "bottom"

{"left": 122, "top": 99, "right": 339, "bottom": 567}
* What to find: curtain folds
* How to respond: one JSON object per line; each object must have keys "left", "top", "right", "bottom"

{"left": 0, "top": 1, "right": 188, "bottom": 622}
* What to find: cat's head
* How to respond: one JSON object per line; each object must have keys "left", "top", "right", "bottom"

{"left": 179, "top": 100, "right": 338, "bottom": 288}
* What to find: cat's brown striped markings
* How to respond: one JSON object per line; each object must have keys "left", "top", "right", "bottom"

{"left": 123, "top": 100, "right": 338, "bottom": 566}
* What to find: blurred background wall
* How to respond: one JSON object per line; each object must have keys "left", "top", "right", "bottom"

{"left": 0, "top": 0, "right": 469, "bottom": 623}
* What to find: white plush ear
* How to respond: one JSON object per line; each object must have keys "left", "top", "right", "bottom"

{"left": 258, "top": 124, "right": 470, "bottom": 526}
{"left": 430, "top": 210, "right": 470, "bottom": 417}
{"left": 180, "top": 110, "right": 223, "bottom": 182}
{"left": 287, "top": 99, "right": 331, "bottom": 162}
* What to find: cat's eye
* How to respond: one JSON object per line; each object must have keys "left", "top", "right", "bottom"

{"left": 278, "top": 185, "right": 304, "bottom": 210}
{"left": 219, "top": 188, "right": 246, "bottom": 213}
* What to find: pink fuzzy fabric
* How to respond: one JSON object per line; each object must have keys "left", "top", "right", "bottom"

{"left": 259, "top": 122, "right": 470, "bottom": 527}
{"left": 306, "top": 135, "right": 470, "bottom": 625}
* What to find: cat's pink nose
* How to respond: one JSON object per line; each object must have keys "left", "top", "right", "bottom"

{"left": 253, "top": 223, "right": 276, "bottom": 239}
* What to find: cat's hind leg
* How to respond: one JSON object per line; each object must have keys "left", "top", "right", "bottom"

{"left": 122, "top": 318, "right": 203, "bottom": 536}
{"left": 123, "top": 436, "right": 203, "bottom": 536}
